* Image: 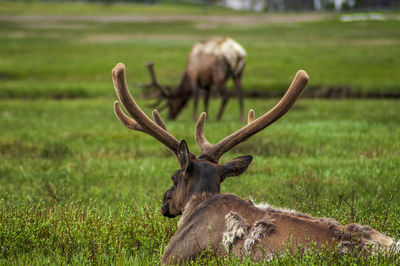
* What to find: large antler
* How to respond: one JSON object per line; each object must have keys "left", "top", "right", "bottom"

{"left": 195, "top": 70, "right": 309, "bottom": 163}
{"left": 112, "top": 63, "right": 180, "bottom": 156}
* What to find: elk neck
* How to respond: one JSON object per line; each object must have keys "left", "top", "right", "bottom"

{"left": 178, "top": 192, "right": 214, "bottom": 228}
{"left": 167, "top": 71, "right": 192, "bottom": 119}
{"left": 173, "top": 71, "right": 192, "bottom": 97}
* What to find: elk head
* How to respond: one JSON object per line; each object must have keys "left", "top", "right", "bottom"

{"left": 143, "top": 62, "right": 191, "bottom": 120}
{"left": 161, "top": 140, "right": 253, "bottom": 218}
{"left": 112, "top": 63, "right": 309, "bottom": 218}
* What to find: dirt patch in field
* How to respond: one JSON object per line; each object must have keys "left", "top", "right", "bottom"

{"left": 81, "top": 33, "right": 133, "bottom": 43}
{"left": 0, "top": 13, "right": 329, "bottom": 25}
{"left": 7, "top": 31, "right": 65, "bottom": 39}
{"left": 81, "top": 33, "right": 198, "bottom": 43}
{"left": 24, "top": 22, "right": 89, "bottom": 30}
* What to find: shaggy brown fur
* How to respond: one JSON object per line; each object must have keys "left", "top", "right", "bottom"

{"left": 243, "top": 214, "right": 276, "bottom": 254}
{"left": 162, "top": 194, "right": 396, "bottom": 264}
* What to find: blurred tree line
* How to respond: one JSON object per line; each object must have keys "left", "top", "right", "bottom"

{"left": 11, "top": 0, "right": 400, "bottom": 11}
{"left": 244, "top": 0, "right": 400, "bottom": 11}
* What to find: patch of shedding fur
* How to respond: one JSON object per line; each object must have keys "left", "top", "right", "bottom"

{"left": 255, "top": 202, "right": 312, "bottom": 218}
{"left": 223, "top": 212, "right": 248, "bottom": 252}
{"left": 244, "top": 214, "right": 276, "bottom": 254}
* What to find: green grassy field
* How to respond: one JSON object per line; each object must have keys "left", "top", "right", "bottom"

{"left": 1, "top": 1, "right": 400, "bottom": 264}
{"left": 1, "top": 98, "right": 400, "bottom": 264}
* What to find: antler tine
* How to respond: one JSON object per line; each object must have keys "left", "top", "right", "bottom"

{"left": 199, "top": 70, "right": 309, "bottom": 163}
{"left": 157, "top": 102, "right": 169, "bottom": 112}
{"left": 147, "top": 95, "right": 164, "bottom": 108}
{"left": 195, "top": 112, "right": 213, "bottom": 155}
{"left": 112, "top": 63, "right": 180, "bottom": 156}
{"left": 144, "top": 62, "right": 171, "bottom": 96}
{"left": 114, "top": 101, "right": 145, "bottom": 132}
{"left": 247, "top": 109, "right": 255, "bottom": 124}
{"left": 152, "top": 110, "right": 168, "bottom": 131}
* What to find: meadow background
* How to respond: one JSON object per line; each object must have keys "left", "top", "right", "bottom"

{"left": 0, "top": 1, "right": 400, "bottom": 264}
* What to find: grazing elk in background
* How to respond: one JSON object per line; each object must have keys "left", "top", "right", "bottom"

{"left": 144, "top": 37, "right": 246, "bottom": 121}
{"left": 112, "top": 63, "right": 398, "bottom": 264}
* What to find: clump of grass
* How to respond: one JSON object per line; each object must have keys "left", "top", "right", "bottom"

{"left": 40, "top": 141, "right": 71, "bottom": 160}
{"left": 231, "top": 136, "right": 315, "bottom": 157}
{"left": 0, "top": 201, "right": 176, "bottom": 264}
{"left": 0, "top": 140, "right": 37, "bottom": 157}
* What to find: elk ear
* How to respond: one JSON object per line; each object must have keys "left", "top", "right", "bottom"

{"left": 178, "top": 140, "right": 191, "bottom": 173}
{"left": 220, "top": 155, "right": 253, "bottom": 182}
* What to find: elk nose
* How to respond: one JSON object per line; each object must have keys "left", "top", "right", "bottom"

{"left": 161, "top": 202, "right": 170, "bottom": 216}
{"left": 161, "top": 202, "right": 177, "bottom": 218}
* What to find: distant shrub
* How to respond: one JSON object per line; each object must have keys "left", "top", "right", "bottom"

{"left": 0, "top": 140, "right": 37, "bottom": 157}
{"left": 40, "top": 141, "right": 71, "bottom": 160}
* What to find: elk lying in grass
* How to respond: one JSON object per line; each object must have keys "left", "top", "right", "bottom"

{"left": 144, "top": 37, "right": 246, "bottom": 121}
{"left": 112, "top": 63, "right": 399, "bottom": 264}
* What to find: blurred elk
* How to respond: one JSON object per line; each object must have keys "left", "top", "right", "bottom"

{"left": 112, "top": 63, "right": 399, "bottom": 264}
{"left": 144, "top": 37, "right": 246, "bottom": 121}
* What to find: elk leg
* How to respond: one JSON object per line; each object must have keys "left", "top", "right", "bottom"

{"left": 216, "top": 89, "right": 229, "bottom": 121}
{"left": 234, "top": 74, "right": 244, "bottom": 122}
{"left": 192, "top": 86, "right": 199, "bottom": 121}
{"left": 204, "top": 87, "right": 211, "bottom": 115}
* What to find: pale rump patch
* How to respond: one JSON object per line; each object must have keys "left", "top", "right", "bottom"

{"left": 362, "top": 237, "right": 400, "bottom": 255}
{"left": 223, "top": 212, "right": 248, "bottom": 252}
{"left": 191, "top": 37, "right": 246, "bottom": 76}
{"left": 393, "top": 240, "right": 400, "bottom": 253}
{"left": 334, "top": 223, "right": 397, "bottom": 255}
{"left": 244, "top": 214, "right": 276, "bottom": 253}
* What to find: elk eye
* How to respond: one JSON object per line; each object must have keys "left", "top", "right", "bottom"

{"left": 170, "top": 174, "right": 179, "bottom": 185}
